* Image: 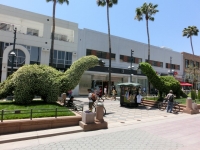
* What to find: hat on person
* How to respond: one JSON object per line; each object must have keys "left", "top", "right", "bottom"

{"left": 169, "top": 90, "right": 173, "bottom": 93}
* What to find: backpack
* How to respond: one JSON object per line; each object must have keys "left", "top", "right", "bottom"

{"left": 91, "top": 93, "right": 97, "bottom": 101}
{"left": 168, "top": 95, "right": 174, "bottom": 102}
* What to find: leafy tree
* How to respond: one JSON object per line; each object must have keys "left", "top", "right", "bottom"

{"left": 135, "top": 2, "right": 159, "bottom": 62}
{"left": 97, "top": 0, "right": 118, "bottom": 96}
{"left": 46, "top": 0, "right": 69, "bottom": 66}
{"left": 184, "top": 65, "right": 200, "bottom": 84}
{"left": 183, "top": 26, "right": 199, "bottom": 88}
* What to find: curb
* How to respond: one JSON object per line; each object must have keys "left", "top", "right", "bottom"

{"left": 0, "top": 127, "right": 83, "bottom": 144}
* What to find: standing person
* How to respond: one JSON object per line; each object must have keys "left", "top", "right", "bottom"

{"left": 137, "top": 91, "right": 143, "bottom": 105}
{"left": 112, "top": 88, "right": 117, "bottom": 101}
{"left": 104, "top": 86, "right": 107, "bottom": 98}
{"left": 165, "top": 90, "right": 174, "bottom": 113}
{"left": 68, "top": 90, "right": 72, "bottom": 98}
{"left": 88, "top": 89, "right": 93, "bottom": 111}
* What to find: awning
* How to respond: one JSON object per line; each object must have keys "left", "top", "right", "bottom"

{"left": 179, "top": 82, "right": 193, "bottom": 86}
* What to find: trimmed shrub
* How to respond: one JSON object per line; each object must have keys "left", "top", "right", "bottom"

{"left": 198, "top": 90, "right": 200, "bottom": 100}
{"left": 180, "top": 90, "right": 188, "bottom": 98}
{"left": 139, "top": 62, "right": 181, "bottom": 98}
{"left": 0, "top": 55, "right": 99, "bottom": 104}
{"left": 191, "top": 90, "right": 196, "bottom": 100}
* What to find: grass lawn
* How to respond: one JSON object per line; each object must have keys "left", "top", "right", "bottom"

{"left": 0, "top": 100, "right": 75, "bottom": 120}
{"left": 145, "top": 96, "right": 200, "bottom": 104}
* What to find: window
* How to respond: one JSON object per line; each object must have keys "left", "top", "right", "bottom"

{"left": 185, "top": 59, "right": 189, "bottom": 68}
{"left": 196, "top": 62, "right": 199, "bottom": 68}
{"left": 160, "top": 62, "right": 163, "bottom": 67}
{"left": 120, "top": 55, "right": 124, "bottom": 62}
{"left": 138, "top": 58, "right": 142, "bottom": 63}
{"left": 177, "top": 65, "right": 180, "bottom": 70}
{"left": 152, "top": 61, "right": 157, "bottom": 66}
{"left": 27, "top": 28, "right": 39, "bottom": 36}
{"left": 86, "top": 49, "right": 92, "bottom": 55}
{"left": 0, "top": 23, "right": 13, "bottom": 31}
{"left": 111, "top": 53, "right": 115, "bottom": 60}
{"left": 50, "top": 50, "right": 72, "bottom": 67}
{"left": 190, "top": 60, "right": 194, "bottom": 67}
{"left": 53, "top": 33, "right": 68, "bottom": 42}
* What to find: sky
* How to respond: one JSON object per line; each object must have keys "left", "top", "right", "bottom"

{"left": 0, "top": 0, "right": 200, "bottom": 55}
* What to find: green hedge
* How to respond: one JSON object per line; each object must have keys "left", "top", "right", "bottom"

{"left": 139, "top": 62, "right": 181, "bottom": 97}
{"left": 0, "top": 55, "right": 99, "bottom": 104}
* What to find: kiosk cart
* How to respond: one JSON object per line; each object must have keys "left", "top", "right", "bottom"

{"left": 117, "top": 82, "right": 141, "bottom": 107}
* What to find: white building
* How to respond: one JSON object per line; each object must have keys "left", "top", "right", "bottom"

{"left": 0, "top": 4, "right": 78, "bottom": 82}
{"left": 76, "top": 29, "right": 183, "bottom": 95}
{"left": 0, "top": 4, "right": 183, "bottom": 96}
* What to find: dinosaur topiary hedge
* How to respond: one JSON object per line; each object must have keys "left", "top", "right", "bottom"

{"left": 139, "top": 62, "right": 182, "bottom": 98}
{"left": 0, "top": 55, "right": 100, "bottom": 104}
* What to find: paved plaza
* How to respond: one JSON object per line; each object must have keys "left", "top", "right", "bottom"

{"left": 0, "top": 97, "right": 200, "bottom": 150}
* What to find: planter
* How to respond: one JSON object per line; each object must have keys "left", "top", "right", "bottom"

{"left": 82, "top": 111, "right": 96, "bottom": 124}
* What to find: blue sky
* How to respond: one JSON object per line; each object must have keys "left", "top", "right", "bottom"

{"left": 0, "top": 0, "right": 200, "bottom": 55}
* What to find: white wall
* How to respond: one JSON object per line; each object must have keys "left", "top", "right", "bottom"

{"left": 78, "top": 28, "right": 183, "bottom": 77}
{"left": 0, "top": 4, "right": 79, "bottom": 66}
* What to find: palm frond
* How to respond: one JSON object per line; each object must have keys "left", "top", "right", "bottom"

{"left": 97, "top": 0, "right": 106, "bottom": 6}
{"left": 57, "top": 0, "right": 69, "bottom": 5}
{"left": 46, "top": 0, "right": 53, "bottom": 2}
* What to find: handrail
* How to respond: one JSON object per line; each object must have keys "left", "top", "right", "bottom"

{"left": 0, "top": 108, "right": 69, "bottom": 122}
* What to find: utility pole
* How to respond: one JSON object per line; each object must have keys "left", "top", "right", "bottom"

{"left": 130, "top": 49, "right": 134, "bottom": 82}
{"left": 11, "top": 28, "right": 17, "bottom": 74}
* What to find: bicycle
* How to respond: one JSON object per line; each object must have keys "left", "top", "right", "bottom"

{"left": 91, "top": 100, "right": 106, "bottom": 116}
{"left": 158, "top": 100, "right": 180, "bottom": 113}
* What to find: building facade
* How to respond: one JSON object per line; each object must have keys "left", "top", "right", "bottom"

{"left": 0, "top": 4, "right": 78, "bottom": 82}
{"left": 75, "top": 28, "right": 183, "bottom": 95}
{"left": 0, "top": 4, "right": 184, "bottom": 96}
{"left": 182, "top": 52, "right": 200, "bottom": 89}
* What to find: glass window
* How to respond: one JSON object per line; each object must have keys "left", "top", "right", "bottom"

{"left": 102, "top": 52, "right": 107, "bottom": 59}
{"left": 185, "top": 59, "right": 189, "bottom": 68}
{"left": 138, "top": 58, "right": 142, "bottom": 63}
{"left": 111, "top": 53, "right": 115, "bottom": 60}
{"left": 177, "top": 65, "right": 180, "bottom": 70}
{"left": 0, "top": 23, "right": 12, "bottom": 31}
{"left": 30, "top": 46, "right": 41, "bottom": 62}
{"left": 96, "top": 51, "right": 102, "bottom": 58}
{"left": 160, "top": 62, "right": 163, "bottom": 67}
{"left": 196, "top": 62, "right": 199, "bottom": 68}
{"left": 27, "top": 28, "right": 39, "bottom": 36}
{"left": 86, "top": 49, "right": 92, "bottom": 55}
{"left": 120, "top": 55, "right": 124, "bottom": 62}
{"left": 54, "top": 50, "right": 57, "bottom": 59}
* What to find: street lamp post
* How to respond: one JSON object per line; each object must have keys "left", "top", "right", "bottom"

{"left": 128, "top": 50, "right": 134, "bottom": 82}
{"left": 10, "top": 27, "right": 17, "bottom": 75}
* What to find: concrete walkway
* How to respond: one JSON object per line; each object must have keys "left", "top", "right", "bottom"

{"left": 0, "top": 97, "right": 199, "bottom": 149}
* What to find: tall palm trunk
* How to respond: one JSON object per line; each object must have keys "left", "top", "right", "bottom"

{"left": 146, "top": 16, "right": 151, "bottom": 95}
{"left": 106, "top": 1, "right": 112, "bottom": 97}
{"left": 190, "top": 36, "right": 195, "bottom": 89}
{"left": 50, "top": 0, "right": 56, "bottom": 66}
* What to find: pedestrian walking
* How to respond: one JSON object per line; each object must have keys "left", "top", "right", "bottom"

{"left": 112, "top": 88, "right": 117, "bottom": 101}
{"left": 104, "top": 86, "right": 107, "bottom": 98}
{"left": 88, "top": 89, "right": 93, "bottom": 111}
{"left": 165, "top": 90, "right": 174, "bottom": 113}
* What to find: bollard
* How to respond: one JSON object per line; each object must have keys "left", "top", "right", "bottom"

{"left": 62, "top": 93, "right": 67, "bottom": 106}
{"left": 183, "top": 97, "right": 199, "bottom": 114}
{"left": 95, "top": 102, "right": 104, "bottom": 124}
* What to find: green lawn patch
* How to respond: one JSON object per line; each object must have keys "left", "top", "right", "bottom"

{"left": 0, "top": 100, "right": 75, "bottom": 120}
{"left": 145, "top": 97, "right": 200, "bottom": 105}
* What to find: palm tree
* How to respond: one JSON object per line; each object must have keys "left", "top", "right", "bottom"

{"left": 97, "top": 0, "right": 118, "bottom": 96}
{"left": 183, "top": 26, "right": 199, "bottom": 88}
{"left": 134, "top": 2, "right": 159, "bottom": 62}
{"left": 135, "top": 2, "right": 158, "bottom": 95}
{"left": 46, "top": 0, "right": 69, "bottom": 67}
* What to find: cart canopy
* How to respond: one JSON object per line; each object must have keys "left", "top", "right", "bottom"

{"left": 117, "top": 82, "right": 141, "bottom": 87}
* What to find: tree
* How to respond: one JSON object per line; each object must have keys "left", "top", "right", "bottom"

{"left": 183, "top": 26, "right": 199, "bottom": 88}
{"left": 97, "top": 0, "right": 118, "bottom": 96}
{"left": 135, "top": 2, "right": 159, "bottom": 62}
{"left": 46, "top": 0, "right": 69, "bottom": 67}
{"left": 184, "top": 65, "right": 200, "bottom": 85}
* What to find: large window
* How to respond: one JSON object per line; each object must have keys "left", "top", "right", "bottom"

{"left": 7, "top": 49, "right": 25, "bottom": 67}
{"left": 52, "top": 50, "right": 72, "bottom": 68}
{"left": 196, "top": 62, "right": 199, "bottom": 68}
{"left": 121, "top": 55, "right": 142, "bottom": 64}
{"left": 86, "top": 49, "right": 115, "bottom": 60}
{"left": 166, "top": 63, "right": 180, "bottom": 70}
{"left": 0, "top": 23, "right": 13, "bottom": 31}
{"left": 27, "top": 28, "right": 39, "bottom": 36}
{"left": 185, "top": 59, "right": 189, "bottom": 68}
{"left": 21, "top": 45, "right": 41, "bottom": 64}
{"left": 53, "top": 33, "right": 68, "bottom": 42}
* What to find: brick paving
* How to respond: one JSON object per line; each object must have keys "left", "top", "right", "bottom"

{"left": 1, "top": 97, "right": 200, "bottom": 150}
